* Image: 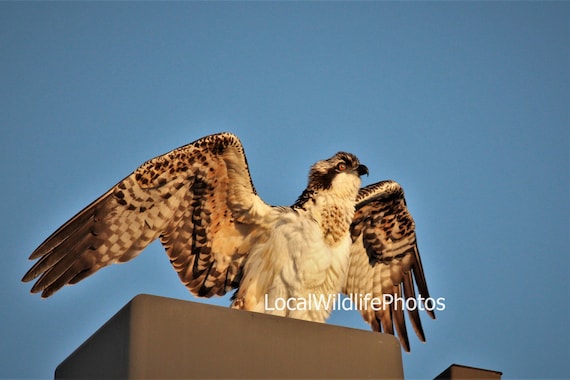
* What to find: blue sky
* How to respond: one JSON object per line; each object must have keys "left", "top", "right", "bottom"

{"left": 1, "top": 2, "right": 568, "bottom": 379}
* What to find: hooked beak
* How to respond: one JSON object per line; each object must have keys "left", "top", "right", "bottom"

{"left": 356, "top": 164, "right": 369, "bottom": 177}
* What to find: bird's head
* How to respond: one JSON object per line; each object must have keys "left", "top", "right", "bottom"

{"left": 307, "top": 152, "right": 369, "bottom": 194}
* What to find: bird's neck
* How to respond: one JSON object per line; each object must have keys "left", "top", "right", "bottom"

{"left": 293, "top": 188, "right": 356, "bottom": 247}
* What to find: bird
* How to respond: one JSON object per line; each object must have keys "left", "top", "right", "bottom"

{"left": 22, "top": 132, "right": 435, "bottom": 352}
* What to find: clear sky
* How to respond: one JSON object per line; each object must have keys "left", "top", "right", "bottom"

{"left": 1, "top": 2, "right": 568, "bottom": 379}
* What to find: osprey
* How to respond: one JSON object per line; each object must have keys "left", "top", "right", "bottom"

{"left": 22, "top": 132, "right": 434, "bottom": 351}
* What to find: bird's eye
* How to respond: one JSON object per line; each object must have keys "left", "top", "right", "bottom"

{"left": 337, "top": 162, "right": 347, "bottom": 171}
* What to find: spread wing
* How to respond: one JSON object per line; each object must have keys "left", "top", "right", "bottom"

{"left": 22, "top": 132, "right": 272, "bottom": 298}
{"left": 343, "top": 180, "right": 435, "bottom": 352}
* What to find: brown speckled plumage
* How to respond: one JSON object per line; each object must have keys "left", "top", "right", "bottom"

{"left": 23, "top": 133, "right": 254, "bottom": 299}
{"left": 343, "top": 180, "right": 435, "bottom": 351}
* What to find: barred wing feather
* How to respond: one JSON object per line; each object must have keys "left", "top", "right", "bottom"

{"left": 22, "top": 132, "right": 270, "bottom": 298}
{"left": 344, "top": 180, "right": 435, "bottom": 352}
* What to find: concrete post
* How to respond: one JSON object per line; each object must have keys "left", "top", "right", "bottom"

{"left": 55, "top": 294, "right": 404, "bottom": 379}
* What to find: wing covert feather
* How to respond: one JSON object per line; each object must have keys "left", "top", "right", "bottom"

{"left": 344, "top": 180, "right": 435, "bottom": 352}
{"left": 22, "top": 132, "right": 269, "bottom": 298}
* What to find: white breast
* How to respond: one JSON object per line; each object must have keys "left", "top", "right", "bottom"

{"left": 231, "top": 208, "right": 351, "bottom": 323}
